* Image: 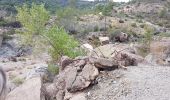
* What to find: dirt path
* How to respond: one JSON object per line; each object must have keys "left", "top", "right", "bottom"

{"left": 87, "top": 64, "right": 170, "bottom": 100}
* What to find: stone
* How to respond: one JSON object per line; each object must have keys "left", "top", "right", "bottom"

{"left": 99, "top": 37, "right": 110, "bottom": 45}
{"left": 81, "top": 43, "right": 93, "bottom": 51}
{"left": 91, "top": 44, "right": 144, "bottom": 67}
{"left": 114, "top": 32, "right": 128, "bottom": 42}
{"left": 6, "top": 77, "right": 43, "bottom": 100}
{"left": 43, "top": 83, "right": 57, "bottom": 99}
{"left": 81, "top": 64, "right": 99, "bottom": 81}
{"left": 60, "top": 56, "right": 73, "bottom": 71}
{"left": 81, "top": 44, "right": 93, "bottom": 55}
{"left": 89, "top": 57, "right": 116, "bottom": 69}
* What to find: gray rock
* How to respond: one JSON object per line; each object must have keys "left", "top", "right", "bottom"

{"left": 6, "top": 77, "right": 43, "bottom": 100}
{"left": 89, "top": 57, "right": 116, "bottom": 69}
{"left": 99, "top": 37, "right": 110, "bottom": 45}
{"left": 60, "top": 56, "right": 73, "bottom": 71}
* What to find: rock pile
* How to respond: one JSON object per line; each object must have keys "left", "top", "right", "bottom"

{"left": 43, "top": 44, "right": 144, "bottom": 100}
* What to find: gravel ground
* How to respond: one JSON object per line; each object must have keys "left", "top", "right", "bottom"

{"left": 87, "top": 64, "right": 170, "bottom": 100}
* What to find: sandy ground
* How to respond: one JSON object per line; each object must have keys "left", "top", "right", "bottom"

{"left": 87, "top": 64, "right": 170, "bottom": 100}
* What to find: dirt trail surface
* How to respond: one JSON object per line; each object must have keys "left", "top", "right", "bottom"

{"left": 87, "top": 64, "right": 170, "bottom": 100}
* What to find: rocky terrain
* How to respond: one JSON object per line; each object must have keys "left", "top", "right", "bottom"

{"left": 0, "top": 0, "right": 170, "bottom": 100}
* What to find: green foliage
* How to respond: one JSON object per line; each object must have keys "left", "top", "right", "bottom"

{"left": 159, "top": 8, "right": 167, "bottom": 18}
{"left": 56, "top": 7, "right": 78, "bottom": 21}
{"left": 143, "top": 25, "right": 154, "bottom": 45}
{"left": 131, "top": 23, "right": 137, "bottom": 27}
{"left": 47, "top": 63, "right": 59, "bottom": 75}
{"left": 94, "top": 2, "right": 115, "bottom": 16}
{"left": 16, "top": 3, "right": 50, "bottom": 45}
{"left": 12, "top": 77, "right": 24, "bottom": 86}
{"left": 46, "top": 26, "right": 83, "bottom": 60}
{"left": 17, "top": 3, "right": 83, "bottom": 61}
{"left": 0, "top": 18, "right": 8, "bottom": 26}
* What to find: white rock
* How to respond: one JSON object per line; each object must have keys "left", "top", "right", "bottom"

{"left": 99, "top": 37, "right": 109, "bottom": 45}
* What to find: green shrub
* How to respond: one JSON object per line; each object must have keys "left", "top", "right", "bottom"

{"left": 47, "top": 63, "right": 59, "bottom": 75}
{"left": 131, "top": 23, "right": 137, "bottom": 27}
{"left": 16, "top": 3, "right": 50, "bottom": 43}
{"left": 45, "top": 26, "right": 83, "bottom": 60}
{"left": 143, "top": 25, "right": 154, "bottom": 45}
{"left": 94, "top": 25, "right": 99, "bottom": 32}
{"left": 12, "top": 77, "right": 24, "bottom": 86}
{"left": 94, "top": 2, "right": 115, "bottom": 16}
{"left": 159, "top": 8, "right": 167, "bottom": 18}
{"left": 140, "top": 24, "right": 145, "bottom": 28}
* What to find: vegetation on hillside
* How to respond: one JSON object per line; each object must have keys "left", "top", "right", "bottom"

{"left": 16, "top": 3, "right": 83, "bottom": 61}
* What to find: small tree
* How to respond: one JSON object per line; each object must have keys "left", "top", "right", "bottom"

{"left": 16, "top": 3, "right": 83, "bottom": 61}
{"left": 45, "top": 26, "right": 82, "bottom": 60}
{"left": 16, "top": 3, "right": 50, "bottom": 43}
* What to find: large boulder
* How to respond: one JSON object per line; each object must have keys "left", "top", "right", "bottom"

{"left": 114, "top": 32, "right": 128, "bottom": 42}
{"left": 91, "top": 44, "right": 144, "bottom": 66}
{"left": 6, "top": 77, "right": 43, "bottom": 100}
{"left": 89, "top": 57, "right": 117, "bottom": 69}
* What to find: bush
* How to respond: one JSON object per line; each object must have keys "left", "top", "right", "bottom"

{"left": 45, "top": 26, "right": 83, "bottom": 60}
{"left": 16, "top": 3, "right": 50, "bottom": 40}
{"left": 140, "top": 24, "right": 145, "bottom": 28}
{"left": 143, "top": 25, "right": 154, "bottom": 45}
{"left": 17, "top": 3, "right": 83, "bottom": 61}
{"left": 94, "top": 2, "right": 115, "bottom": 16}
{"left": 47, "top": 63, "right": 59, "bottom": 75}
{"left": 159, "top": 8, "right": 167, "bottom": 18}
{"left": 131, "top": 23, "right": 137, "bottom": 27}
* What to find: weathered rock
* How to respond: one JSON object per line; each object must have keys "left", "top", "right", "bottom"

{"left": 89, "top": 57, "right": 116, "bottom": 69}
{"left": 99, "top": 37, "right": 110, "bottom": 45}
{"left": 91, "top": 44, "right": 144, "bottom": 66}
{"left": 65, "top": 67, "right": 78, "bottom": 92}
{"left": 81, "top": 64, "right": 99, "bottom": 81}
{"left": 6, "top": 77, "right": 43, "bottom": 100}
{"left": 60, "top": 56, "right": 73, "bottom": 71}
{"left": 43, "top": 83, "right": 57, "bottom": 99}
{"left": 67, "top": 64, "right": 99, "bottom": 93}
{"left": 114, "top": 32, "right": 128, "bottom": 42}
{"left": 81, "top": 44, "right": 93, "bottom": 55}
